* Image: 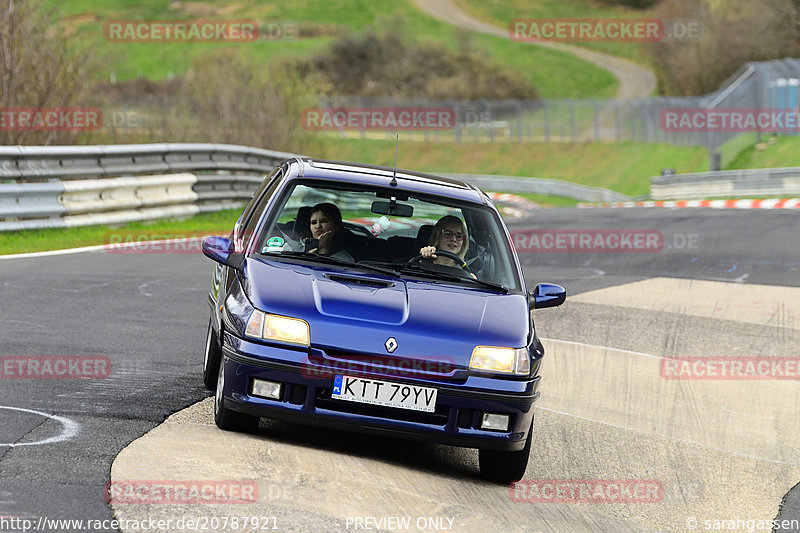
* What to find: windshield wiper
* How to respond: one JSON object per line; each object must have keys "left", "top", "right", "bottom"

{"left": 366, "top": 262, "right": 509, "bottom": 293}
{"left": 262, "top": 251, "right": 400, "bottom": 277}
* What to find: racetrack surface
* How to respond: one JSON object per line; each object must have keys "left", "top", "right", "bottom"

{"left": 1, "top": 208, "right": 798, "bottom": 532}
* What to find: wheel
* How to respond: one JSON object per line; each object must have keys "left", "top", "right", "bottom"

{"left": 214, "top": 357, "right": 260, "bottom": 433}
{"left": 410, "top": 249, "right": 472, "bottom": 274}
{"left": 478, "top": 415, "right": 534, "bottom": 484}
{"left": 203, "top": 318, "right": 222, "bottom": 390}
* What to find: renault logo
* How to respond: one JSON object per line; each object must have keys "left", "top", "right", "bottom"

{"left": 385, "top": 337, "right": 398, "bottom": 353}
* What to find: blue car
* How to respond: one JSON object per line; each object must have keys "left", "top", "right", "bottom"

{"left": 202, "top": 157, "right": 565, "bottom": 483}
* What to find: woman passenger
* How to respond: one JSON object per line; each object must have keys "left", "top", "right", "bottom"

{"left": 307, "top": 202, "right": 354, "bottom": 261}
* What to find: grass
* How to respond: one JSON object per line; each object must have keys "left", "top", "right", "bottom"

{"left": 724, "top": 135, "right": 800, "bottom": 170}
{"left": 311, "top": 137, "right": 709, "bottom": 196}
{"left": 453, "top": 0, "right": 651, "bottom": 62}
{"left": 46, "top": 0, "right": 618, "bottom": 99}
{"left": 503, "top": 192, "right": 581, "bottom": 207}
{"left": 0, "top": 208, "right": 243, "bottom": 255}
{"left": 718, "top": 132, "right": 759, "bottom": 170}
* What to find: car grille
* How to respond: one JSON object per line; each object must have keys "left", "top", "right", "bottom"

{"left": 317, "top": 348, "right": 459, "bottom": 378}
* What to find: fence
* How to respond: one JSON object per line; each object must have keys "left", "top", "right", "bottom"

{"left": 313, "top": 58, "right": 800, "bottom": 166}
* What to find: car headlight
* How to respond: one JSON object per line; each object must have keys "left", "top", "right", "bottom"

{"left": 469, "top": 346, "right": 530, "bottom": 375}
{"left": 245, "top": 310, "right": 310, "bottom": 346}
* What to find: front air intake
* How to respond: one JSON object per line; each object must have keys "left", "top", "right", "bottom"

{"left": 326, "top": 274, "right": 394, "bottom": 288}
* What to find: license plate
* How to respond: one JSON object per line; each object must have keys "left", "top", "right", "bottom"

{"left": 332, "top": 375, "right": 438, "bottom": 413}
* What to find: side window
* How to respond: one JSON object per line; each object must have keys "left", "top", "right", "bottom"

{"left": 240, "top": 166, "right": 282, "bottom": 230}
{"left": 240, "top": 168, "right": 284, "bottom": 251}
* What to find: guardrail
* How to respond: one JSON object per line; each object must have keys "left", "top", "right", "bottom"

{"left": 651, "top": 167, "right": 800, "bottom": 200}
{"left": 444, "top": 174, "right": 629, "bottom": 203}
{"left": 0, "top": 143, "right": 297, "bottom": 180}
{"left": 0, "top": 144, "right": 296, "bottom": 231}
{"left": 0, "top": 143, "right": 631, "bottom": 232}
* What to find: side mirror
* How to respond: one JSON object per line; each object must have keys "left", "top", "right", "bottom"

{"left": 529, "top": 283, "right": 566, "bottom": 310}
{"left": 202, "top": 236, "right": 244, "bottom": 270}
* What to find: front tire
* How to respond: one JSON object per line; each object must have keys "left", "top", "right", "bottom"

{"left": 203, "top": 318, "right": 222, "bottom": 390}
{"left": 478, "top": 415, "right": 534, "bottom": 484}
{"left": 214, "top": 358, "right": 260, "bottom": 433}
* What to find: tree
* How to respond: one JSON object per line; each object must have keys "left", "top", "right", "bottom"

{"left": 0, "top": 0, "right": 91, "bottom": 144}
{"left": 644, "top": 0, "right": 800, "bottom": 96}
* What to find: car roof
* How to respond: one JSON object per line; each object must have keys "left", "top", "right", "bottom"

{"left": 281, "top": 157, "right": 490, "bottom": 205}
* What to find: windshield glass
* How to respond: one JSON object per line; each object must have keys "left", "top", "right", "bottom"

{"left": 254, "top": 180, "right": 522, "bottom": 292}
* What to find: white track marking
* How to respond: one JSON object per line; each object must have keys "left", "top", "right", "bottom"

{"left": 0, "top": 406, "right": 80, "bottom": 447}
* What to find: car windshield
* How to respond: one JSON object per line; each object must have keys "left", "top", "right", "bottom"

{"left": 254, "top": 180, "right": 522, "bottom": 292}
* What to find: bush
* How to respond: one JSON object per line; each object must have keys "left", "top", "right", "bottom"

{"left": 91, "top": 52, "right": 324, "bottom": 154}
{"left": 303, "top": 19, "right": 539, "bottom": 101}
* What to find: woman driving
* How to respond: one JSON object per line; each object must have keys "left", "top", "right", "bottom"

{"left": 419, "top": 215, "right": 471, "bottom": 269}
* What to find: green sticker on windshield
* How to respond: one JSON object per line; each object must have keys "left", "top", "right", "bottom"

{"left": 267, "top": 236, "right": 284, "bottom": 247}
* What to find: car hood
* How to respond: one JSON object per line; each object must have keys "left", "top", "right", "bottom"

{"left": 242, "top": 258, "right": 530, "bottom": 364}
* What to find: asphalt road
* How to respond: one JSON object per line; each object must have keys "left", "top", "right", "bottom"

{"left": 0, "top": 207, "right": 798, "bottom": 532}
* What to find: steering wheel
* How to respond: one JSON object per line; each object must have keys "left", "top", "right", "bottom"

{"left": 410, "top": 249, "right": 472, "bottom": 274}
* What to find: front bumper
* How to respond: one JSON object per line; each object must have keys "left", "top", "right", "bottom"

{"left": 219, "top": 335, "right": 540, "bottom": 451}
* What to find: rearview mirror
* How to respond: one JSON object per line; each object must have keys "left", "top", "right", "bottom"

{"left": 371, "top": 200, "right": 413, "bottom": 217}
{"left": 529, "top": 283, "right": 566, "bottom": 310}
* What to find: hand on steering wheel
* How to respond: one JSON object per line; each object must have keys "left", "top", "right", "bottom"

{"left": 411, "top": 247, "right": 470, "bottom": 272}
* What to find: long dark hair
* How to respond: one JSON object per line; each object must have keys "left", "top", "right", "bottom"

{"left": 310, "top": 203, "right": 343, "bottom": 231}
{"left": 308, "top": 202, "right": 347, "bottom": 252}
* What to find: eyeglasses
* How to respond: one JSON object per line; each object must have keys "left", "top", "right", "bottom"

{"left": 441, "top": 229, "right": 465, "bottom": 240}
